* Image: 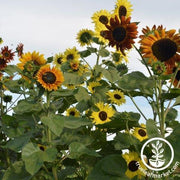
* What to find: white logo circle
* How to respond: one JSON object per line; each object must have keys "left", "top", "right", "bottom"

{"left": 141, "top": 137, "right": 174, "bottom": 171}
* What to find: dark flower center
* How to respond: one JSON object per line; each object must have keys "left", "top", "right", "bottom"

{"left": 33, "top": 60, "right": 40, "bottom": 66}
{"left": 0, "top": 58, "right": 6, "bottom": 65}
{"left": 57, "top": 57, "right": 62, "bottom": 64}
{"left": 138, "top": 129, "right": 147, "bottom": 137}
{"left": 39, "top": 146, "right": 45, "bottom": 151}
{"left": 99, "top": 111, "right": 108, "bottom": 121}
{"left": 112, "top": 27, "right": 126, "bottom": 42}
{"left": 114, "top": 94, "right": 121, "bottom": 99}
{"left": 67, "top": 54, "right": 74, "bottom": 61}
{"left": 4, "top": 52, "right": 10, "bottom": 57}
{"left": 119, "top": 6, "right": 127, "bottom": 17}
{"left": 80, "top": 32, "right": 92, "bottom": 43}
{"left": 99, "top": 15, "right": 109, "bottom": 25}
{"left": 152, "top": 38, "right": 177, "bottom": 62}
{"left": 175, "top": 70, "right": 180, "bottom": 81}
{"left": 128, "top": 160, "right": 139, "bottom": 172}
{"left": 42, "top": 72, "right": 56, "bottom": 84}
{"left": 69, "top": 111, "right": 75, "bottom": 116}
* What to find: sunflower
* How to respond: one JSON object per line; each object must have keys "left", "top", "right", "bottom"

{"left": 16, "top": 43, "right": 24, "bottom": 57}
{"left": 66, "top": 107, "right": 80, "bottom": 117}
{"left": 0, "top": 37, "right": 3, "bottom": 44}
{"left": 132, "top": 124, "right": 148, "bottom": 142}
{"left": 107, "top": 90, "right": 126, "bottom": 106}
{"left": 77, "top": 29, "right": 94, "bottom": 46}
{"left": 18, "top": 51, "right": 46, "bottom": 70}
{"left": 112, "top": 51, "right": 129, "bottom": 64}
{"left": 87, "top": 81, "right": 101, "bottom": 93}
{"left": 101, "top": 15, "right": 138, "bottom": 55}
{"left": 70, "top": 60, "right": 80, "bottom": 71}
{"left": 53, "top": 53, "right": 64, "bottom": 67}
{"left": 1, "top": 46, "right": 14, "bottom": 62}
{"left": 91, "top": 102, "right": 115, "bottom": 125}
{"left": 140, "top": 28, "right": 180, "bottom": 65}
{"left": 0, "top": 72, "right": 3, "bottom": 80}
{"left": 37, "top": 144, "right": 47, "bottom": 151}
{"left": 63, "top": 47, "right": 80, "bottom": 62}
{"left": 64, "top": 84, "right": 76, "bottom": 90}
{"left": 0, "top": 58, "right": 8, "bottom": 70}
{"left": 113, "top": 0, "right": 133, "bottom": 19}
{"left": 122, "top": 151, "right": 146, "bottom": 179}
{"left": 37, "top": 65, "right": 64, "bottom": 91}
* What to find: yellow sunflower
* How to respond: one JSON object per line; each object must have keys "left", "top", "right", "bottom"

{"left": 112, "top": 51, "right": 129, "bottom": 64}
{"left": 18, "top": 51, "right": 46, "bottom": 70}
{"left": 140, "top": 29, "right": 180, "bottom": 65}
{"left": 53, "top": 53, "right": 65, "bottom": 67}
{"left": 132, "top": 124, "right": 148, "bottom": 142}
{"left": 101, "top": 15, "right": 138, "bottom": 55}
{"left": 0, "top": 37, "right": 3, "bottom": 44}
{"left": 77, "top": 29, "right": 94, "bottom": 46}
{"left": 107, "top": 90, "right": 126, "bottom": 106}
{"left": 37, "top": 144, "right": 47, "bottom": 151}
{"left": 66, "top": 107, "right": 80, "bottom": 117}
{"left": 37, "top": 65, "right": 64, "bottom": 91}
{"left": 64, "top": 84, "right": 76, "bottom": 90}
{"left": 87, "top": 81, "right": 101, "bottom": 93}
{"left": 122, "top": 151, "right": 146, "bottom": 179}
{"left": 70, "top": 60, "right": 80, "bottom": 71}
{"left": 113, "top": 0, "right": 133, "bottom": 19}
{"left": 63, "top": 47, "right": 80, "bottom": 62}
{"left": 91, "top": 102, "right": 115, "bottom": 125}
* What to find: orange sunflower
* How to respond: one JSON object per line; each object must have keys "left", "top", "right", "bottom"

{"left": 101, "top": 15, "right": 138, "bottom": 55}
{"left": 140, "top": 28, "right": 180, "bottom": 66}
{"left": 37, "top": 65, "right": 64, "bottom": 91}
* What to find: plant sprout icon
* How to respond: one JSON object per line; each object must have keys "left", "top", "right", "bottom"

{"left": 149, "top": 140, "right": 165, "bottom": 168}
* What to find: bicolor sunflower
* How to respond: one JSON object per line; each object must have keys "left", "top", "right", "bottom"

{"left": 113, "top": 0, "right": 133, "bottom": 19}
{"left": 91, "top": 102, "right": 115, "bottom": 125}
{"left": 63, "top": 47, "right": 80, "bottom": 62}
{"left": 107, "top": 90, "right": 126, "bottom": 106}
{"left": 101, "top": 15, "right": 138, "bottom": 55}
{"left": 66, "top": 107, "right": 80, "bottom": 117}
{"left": 18, "top": 51, "right": 46, "bottom": 70}
{"left": 37, "top": 65, "right": 64, "bottom": 91}
{"left": 1, "top": 46, "right": 14, "bottom": 62}
{"left": 132, "top": 124, "right": 148, "bottom": 142}
{"left": 122, "top": 151, "right": 146, "bottom": 179}
{"left": 87, "top": 81, "right": 101, "bottom": 93}
{"left": 77, "top": 29, "right": 94, "bottom": 46}
{"left": 140, "top": 28, "right": 180, "bottom": 66}
{"left": 53, "top": 53, "right": 64, "bottom": 67}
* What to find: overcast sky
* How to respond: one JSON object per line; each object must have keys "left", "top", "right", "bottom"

{"left": 0, "top": 0, "right": 180, "bottom": 121}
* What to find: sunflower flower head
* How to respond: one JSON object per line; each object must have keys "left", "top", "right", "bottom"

{"left": 1, "top": 46, "right": 14, "bottom": 62}
{"left": 101, "top": 15, "right": 138, "bottom": 55}
{"left": 53, "top": 53, "right": 65, "bottom": 67}
{"left": 0, "top": 38, "right": 3, "bottom": 45}
{"left": 90, "top": 102, "right": 115, "bottom": 125}
{"left": 16, "top": 43, "right": 24, "bottom": 57}
{"left": 87, "top": 81, "right": 101, "bottom": 93}
{"left": 132, "top": 124, "right": 148, "bottom": 142}
{"left": 77, "top": 29, "right": 94, "bottom": 46}
{"left": 113, "top": 0, "right": 133, "bottom": 19}
{"left": 107, "top": 90, "right": 126, "bottom": 106}
{"left": 70, "top": 60, "right": 80, "bottom": 71}
{"left": 66, "top": 107, "right": 80, "bottom": 117}
{"left": 112, "top": 51, "right": 129, "bottom": 64}
{"left": 0, "top": 57, "right": 8, "bottom": 70}
{"left": 122, "top": 151, "right": 146, "bottom": 179}
{"left": 37, "top": 144, "right": 47, "bottom": 151}
{"left": 63, "top": 47, "right": 80, "bottom": 62}
{"left": 37, "top": 65, "right": 64, "bottom": 91}
{"left": 152, "top": 61, "right": 166, "bottom": 76}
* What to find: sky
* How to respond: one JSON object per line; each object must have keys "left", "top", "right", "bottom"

{"left": 0, "top": 0, "right": 180, "bottom": 122}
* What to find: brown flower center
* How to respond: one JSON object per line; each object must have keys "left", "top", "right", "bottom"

{"left": 114, "top": 94, "right": 121, "bottom": 99}
{"left": 69, "top": 111, "right": 75, "bottom": 116}
{"left": 99, "top": 111, "right": 108, "bottom": 121}
{"left": 80, "top": 32, "right": 92, "bottom": 43}
{"left": 67, "top": 54, "right": 74, "bottom": 61}
{"left": 42, "top": 72, "right": 56, "bottom": 84}
{"left": 4, "top": 52, "right": 10, "bottom": 58}
{"left": 128, "top": 160, "right": 139, "bottom": 172}
{"left": 57, "top": 57, "right": 62, "bottom": 64}
{"left": 112, "top": 27, "right": 126, "bottom": 42}
{"left": 138, "top": 129, "right": 147, "bottom": 137}
{"left": 99, "top": 15, "right": 109, "bottom": 25}
{"left": 152, "top": 38, "right": 177, "bottom": 62}
{"left": 39, "top": 145, "right": 45, "bottom": 151}
{"left": 119, "top": 6, "right": 127, "bottom": 17}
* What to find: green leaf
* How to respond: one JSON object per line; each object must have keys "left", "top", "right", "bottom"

{"left": 42, "top": 147, "right": 57, "bottom": 162}
{"left": 114, "top": 133, "right": 139, "bottom": 150}
{"left": 51, "top": 89, "right": 76, "bottom": 97}
{"left": 69, "top": 142, "right": 100, "bottom": 159}
{"left": 75, "top": 86, "right": 90, "bottom": 102}
{"left": 166, "top": 108, "right": 178, "bottom": 121}
{"left": 102, "top": 67, "right": 120, "bottom": 83}
{"left": 63, "top": 116, "right": 92, "bottom": 129}
{"left": 146, "top": 119, "right": 160, "bottom": 138}
{"left": 173, "top": 96, "right": 180, "bottom": 107}
{"left": 88, "top": 154, "right": 127, "bottom": 180}
{"left": 79, "top": 50, "right": 91, "bottom": 58}
{"left": 47, "top": 56, "right": 53, "bottom": 63}
{"left": 87, "top": 47, "right": 97, "bottom": 53}
{"left": 4, "top": 65, "right": 22, "bottom": 76}
{"left": 162, "top": 88, "right": 180, "bottom": 100}
{"left": 4, "top": 80, "right": 23, "bottom": 94}
{"left": 2, "top": 161, "right": 31, "bottom": 180}
{"left": 76, "top": 99, "right": 90, "bottom": 112}
{"left": 13, "top": 100, "right": 42, "bottom": 114}
{"left": 63, "top": 72, "right": 84, "bottom": 85}
{"left": 99, "top": 48, "right": 110, "bottom": 57}
{"left": 41, "top": 114, "right": 64, "bottom": 136}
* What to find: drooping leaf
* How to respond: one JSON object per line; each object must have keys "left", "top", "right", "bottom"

{"left": 146, "top": 119, "right": 160, "bottom": 138}
{"left": 63, "top": 72, "right": 84, "bottom": 85}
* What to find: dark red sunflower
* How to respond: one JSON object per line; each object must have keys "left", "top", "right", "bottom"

{"left": 101, "top": 15, "right": 138, "bottom": 55}
{"left": 16, "top": 43, "right": 24, "bottom": 57}
{"left": 1, "top": 46, "right": 14, "bottom": 62}
{"left": 0, "top": 58, "right": 8, "bottom": 70}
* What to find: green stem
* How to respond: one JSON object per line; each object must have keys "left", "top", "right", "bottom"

{"left": 52, "top": 167, "right": 58, "bottom": 180}
{"left": 0, "top": 87, "right": 4, "bottom": 116}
